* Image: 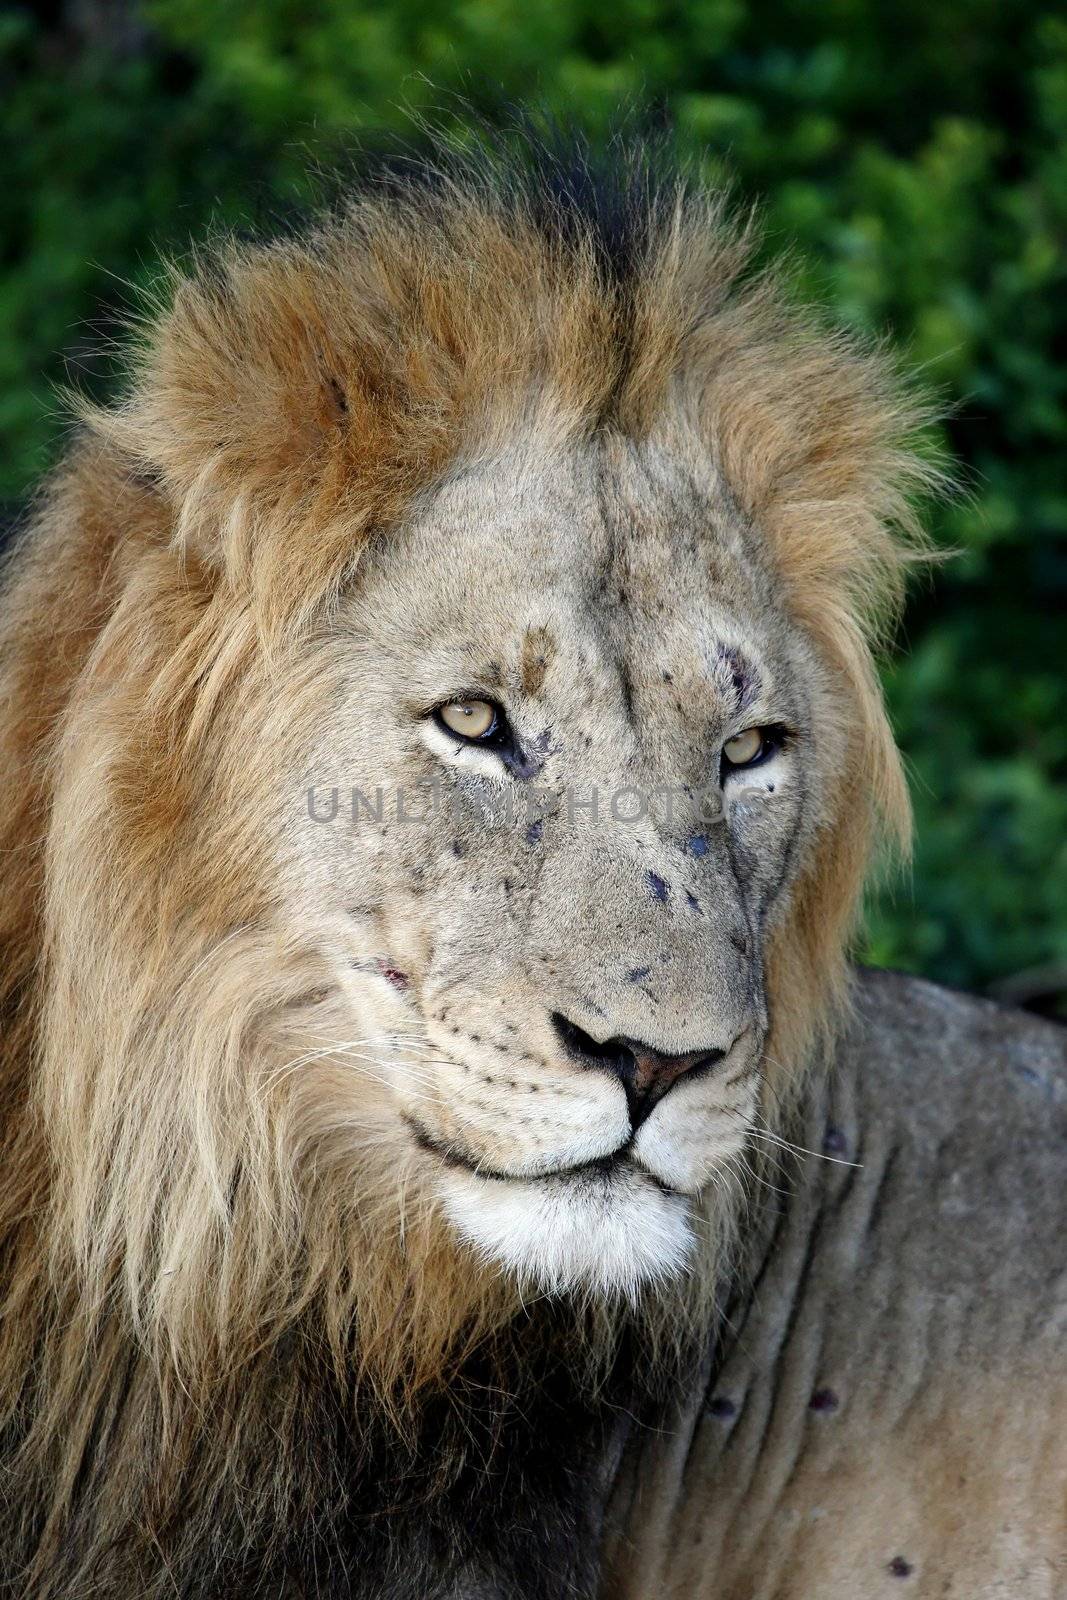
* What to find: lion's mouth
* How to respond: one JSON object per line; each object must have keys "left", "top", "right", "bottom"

{"left": 405, "top": 1116, "right": 676, "bottom": 1193}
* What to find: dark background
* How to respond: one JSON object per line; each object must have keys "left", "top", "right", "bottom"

{"left": 3, "top": 0, "right": 1065, "bottom": 1007}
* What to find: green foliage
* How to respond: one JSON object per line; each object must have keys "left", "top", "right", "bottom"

{"left": 3, "top": 0, "right": 1065, "bottom": 995}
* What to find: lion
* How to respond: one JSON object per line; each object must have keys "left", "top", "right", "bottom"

{"left": 0, "top": 132, "right": 1064, "bottom": 1599}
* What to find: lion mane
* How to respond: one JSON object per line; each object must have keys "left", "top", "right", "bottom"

{"left": 0, "top": 133, "right": 932, "bottom": 1595}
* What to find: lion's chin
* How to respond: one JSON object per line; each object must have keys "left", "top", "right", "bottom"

{"left": 437, "top": 1161, "right": 695, "bottom": 1300}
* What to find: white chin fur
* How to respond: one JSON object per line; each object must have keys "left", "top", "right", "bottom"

{"left": 437, "top": 1164, "right": 694, "bottom": 1299}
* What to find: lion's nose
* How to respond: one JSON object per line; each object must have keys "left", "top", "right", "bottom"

{"left": 550, "top": 1013, "right": 727, "bottom": 1127}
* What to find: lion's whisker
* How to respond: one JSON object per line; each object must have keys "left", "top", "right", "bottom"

{"left": 741, "top": 1103, "right": 863, "bottom": 1169}
{"left": 266, "top": 1038, "right": 443, "bottom": 1094}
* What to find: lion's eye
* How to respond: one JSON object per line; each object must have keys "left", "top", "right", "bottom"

{"left": 436, "top": 699, "right": 501, "bottom": 742}
{"left": 722, "top": 726, "right": 769, "bottom": 769}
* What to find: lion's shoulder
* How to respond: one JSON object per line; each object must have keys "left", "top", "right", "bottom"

{"left": 821, "top": 968, "right": 1067, "bottom": 1336}
{"left": 846, "top": 964, "right": 1067, "bottom": 1123}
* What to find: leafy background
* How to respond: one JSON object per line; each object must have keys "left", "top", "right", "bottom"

{"left": 3, "top": 0, "right": 1065, "bottom": 1006}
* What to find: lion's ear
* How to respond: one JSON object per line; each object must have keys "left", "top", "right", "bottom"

{"left": 86, "top": 244, "right": 447, "bottom": 632}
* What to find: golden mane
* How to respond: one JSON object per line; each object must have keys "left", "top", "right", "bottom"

{"left": 0, "top": 133, "right": 934, "bottom": 1593}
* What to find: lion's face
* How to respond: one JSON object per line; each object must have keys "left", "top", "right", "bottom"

{"left": 286, "top": 431, "right": 835, "bottom": 1298}
{"left": 0, "top": 153, "right": 923, "bottom": 1584}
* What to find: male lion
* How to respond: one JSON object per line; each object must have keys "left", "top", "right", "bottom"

{"left": 0, "top": 135, "right": 1064, "bottom": 1599}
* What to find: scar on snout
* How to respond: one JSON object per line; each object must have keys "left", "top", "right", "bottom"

{"left": 888, "top": 1557, "right": 913, "bottom": 1579}
{"left": 707, "top": 1396, "right": 737, "bottom": 1420}
{"left": 808, "top": 1388, "right": 839, "bottom": 1414}
{"left": 627, "top": 966, "right": 651, "bottom": 983}
{"left": 822, "top": 1124, "right": 848, "bottom": 1156}
{"left": 646, "top": 871, "right": 669, "bottom": 902}
{"left": 377, "top": 962, "right": 409, "bottom": 992}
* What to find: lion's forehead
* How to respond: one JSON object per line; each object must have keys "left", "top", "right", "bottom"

{"left": 352, "top": 437, "right": 790, "bottom": 735}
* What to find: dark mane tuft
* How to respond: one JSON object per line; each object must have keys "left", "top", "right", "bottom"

{"left": 352, "top": 114, "right": 685, "bottom": 288}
